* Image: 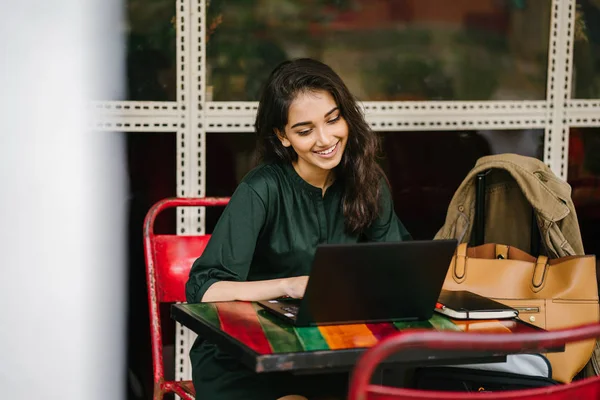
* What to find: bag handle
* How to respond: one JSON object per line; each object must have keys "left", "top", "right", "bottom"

{"left": 531, "top": 255, "right": 549, "bottom": 293}
{"left": 452, "top": 243, "right": 468, "bottom": 283}
{"left": 452, "top": 243, "right": 549, "bottom": 291}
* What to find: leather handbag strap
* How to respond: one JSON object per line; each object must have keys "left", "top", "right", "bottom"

{"left": 452, "top": 243, "right": 550, "bottom": 291}
{"left": 495, "top": 244, "right": 510, "bottom": 259}
{"left": 531, "top": 255, "right": 549, "bottom": 292}
{"left": 453, "top": 243, "right": 468, "bottom": 283}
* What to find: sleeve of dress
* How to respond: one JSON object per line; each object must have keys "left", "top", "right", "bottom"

{"left": 365, "top": 179, "right": 412, "bottom": 242}
{"left": 185, "top": 182, "right": 267, "bottom": 303}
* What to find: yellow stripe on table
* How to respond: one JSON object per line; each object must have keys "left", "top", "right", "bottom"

{"left": 318, "top": 324, "right": 378, "bottom": 349}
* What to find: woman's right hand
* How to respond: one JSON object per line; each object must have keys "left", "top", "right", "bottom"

{"left": 280, "top": 276, "right": 309, "bottom": 299}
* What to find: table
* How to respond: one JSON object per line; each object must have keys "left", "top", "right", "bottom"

{"left": 172, "top": 302, "right": 560, "bottom": 374}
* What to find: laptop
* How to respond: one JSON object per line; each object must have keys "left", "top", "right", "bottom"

{"left": 258, "top": 239, "right": 458, "bottom": 326}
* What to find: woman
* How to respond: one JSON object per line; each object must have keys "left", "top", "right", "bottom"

{"left": 186, "top": 58, "right": 411, "bottom": 400}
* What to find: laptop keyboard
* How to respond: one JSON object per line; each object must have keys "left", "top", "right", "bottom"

{"left": 281, "top": 305, "right": 299, "bottom": 315}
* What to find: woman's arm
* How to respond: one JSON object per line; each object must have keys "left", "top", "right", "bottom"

{"left": 186, "top": 182, "right": 265, "bottom": 303}
{"left": 201, "top": 276, "right": 309, "bottom": 302}
{"left": 186, "top": 181, "right": 308, "bottom": 303}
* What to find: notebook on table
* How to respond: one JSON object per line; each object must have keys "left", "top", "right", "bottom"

{"left": 435, "top": 290, "right": 519, "bottom": 320}
{"left": 257, "top": 239, "right": 458, "bottom": 327}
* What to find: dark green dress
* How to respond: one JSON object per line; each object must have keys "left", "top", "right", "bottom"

{"left": 186, "top": 162, "right": 411, "bottom": 399}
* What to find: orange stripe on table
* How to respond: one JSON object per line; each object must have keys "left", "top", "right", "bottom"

{"left": 453, "top": 320, "right": 512, "bottom": 333}
{"left": 318, "top": 324, "right": 378, "bottom": 349}
{"left": 215, "top": 302, "right": 273, "bottom": 355}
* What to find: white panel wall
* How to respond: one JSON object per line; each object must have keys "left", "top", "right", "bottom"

{"left": 1, "top": 0, "right": 127, "bottom": 399}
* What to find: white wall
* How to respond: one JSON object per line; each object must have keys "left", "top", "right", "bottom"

{"left": 0, "top": 1, "right": 127, "bottom": 399}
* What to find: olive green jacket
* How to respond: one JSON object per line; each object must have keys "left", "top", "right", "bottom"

{"left": 434, "top": 153, "right": 584, "bottom": 258}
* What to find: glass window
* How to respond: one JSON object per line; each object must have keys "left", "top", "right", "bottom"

{"left": 95, "top": 0, "right": 177, "bottom": 101}
{"left": 124, "top": 131, "right": 176, "bottom": 395}
{"left": 127, "top": 131, "right": 176, "bottom": 232}
{"left": 573, "top": 0, "right": 600, "bottom": 98}
{"left": 205, "top": 129, "right": 544, "bottom": 238}
{"left": 205, "top": 132, "right": 258, "bottom": 231}
{"left": 380, "top": 129, "right": 544, "bottom": 239}
{"left": 568, "top": 128, "right": 600, "bottom": 275}
{"left": 206, "top": 0, "right": 550, "bottom": 101}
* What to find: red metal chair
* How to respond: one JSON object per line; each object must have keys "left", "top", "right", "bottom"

{"left": 143, "top": 197, "right": 230, "bottom": 400}
{"left": 348, "top": 323, "right": 600, "bottom": 400}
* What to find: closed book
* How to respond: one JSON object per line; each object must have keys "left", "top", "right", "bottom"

{"left": 435, "top": 290, "right": 519, "bottom": 320}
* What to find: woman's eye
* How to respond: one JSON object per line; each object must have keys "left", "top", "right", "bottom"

{"left": 328, "top": 115, "right": 341, "bottom": 124}
{"left": 297, "top": 129, "right": 311, "bottom": 136}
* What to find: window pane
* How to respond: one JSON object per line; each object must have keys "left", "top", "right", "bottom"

{"left": 125, "top": 131, "right": 176, "bottom": 397}
{"left": 207, "top": 0, "right": 550, "bottom": 101}
{"left": 95, "top": 0, "right": 177, "bottom": 101}
{"left": 573, "top": 0, "right": 600, "bottom": 98}
{"left": 382, "top": 129, "right": 543, "bottom": 240}
{"left": 205, "top": 129, "right": 544, "bottom": 238}
{"left": 205, "top": 133, "right": 258, "bottom": 231}
{"left": 568, "top": 128, "right": 600, "bottom": 289}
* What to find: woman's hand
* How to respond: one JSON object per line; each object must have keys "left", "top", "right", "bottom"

{"left": 280, "top": 276, "right": 309, "bottom": 298}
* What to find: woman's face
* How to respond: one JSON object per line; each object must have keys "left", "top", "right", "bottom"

{"left": 277, "top": 90, "right": 349, "bottom": 180}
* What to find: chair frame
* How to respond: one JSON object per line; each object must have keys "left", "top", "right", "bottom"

{"left": 348, "top": 323, "right": 600, "bottom": 400}
{"left": 143, "top": 197, "right": 230, "bottom": 400}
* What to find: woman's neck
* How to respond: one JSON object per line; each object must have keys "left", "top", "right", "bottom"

{"left": 292, "top": 161, "right": 335, "bottom": 192}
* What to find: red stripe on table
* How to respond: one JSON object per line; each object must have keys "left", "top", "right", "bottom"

{"left": 215, "top": 302, "right": 273, "bottom": 355}
{"left": 366, "top": 323, "right": 399, "bottom": 340}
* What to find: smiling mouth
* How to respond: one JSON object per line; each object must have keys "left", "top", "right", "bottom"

{"left": 313, "top": 142, "right": 338, "bottom": 156}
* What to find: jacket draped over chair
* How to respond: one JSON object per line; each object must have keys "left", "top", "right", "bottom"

{"left": 435, "top": 153, "right": 584, "bottom": 258}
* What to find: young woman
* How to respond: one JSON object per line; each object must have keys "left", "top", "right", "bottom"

{"left": 186, "top": 58, "right": 411, "bottom": 400}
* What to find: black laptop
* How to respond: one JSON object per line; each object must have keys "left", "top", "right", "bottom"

{"left": 258, "top": 239, "right": 458, "bottom": 326}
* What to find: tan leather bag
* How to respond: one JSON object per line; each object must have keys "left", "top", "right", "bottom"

{"left": 443, "top": 243, "right": 599, "bottom": 383}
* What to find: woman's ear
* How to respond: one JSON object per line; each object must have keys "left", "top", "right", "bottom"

{"left": 275, "top": 129, "right": 291, "bottom": 147}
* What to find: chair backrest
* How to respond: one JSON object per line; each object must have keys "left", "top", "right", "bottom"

{"left": 148, "top": 235, "right": 211, "bottom": 302}
{"left": 348, "top": 323, "right": 600, "bottom": 400}
{"left": 143, "top": 197, "right": 229, "bottom": 385}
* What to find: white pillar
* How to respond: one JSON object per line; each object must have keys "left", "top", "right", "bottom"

{"left": 0, "top": 1, "right": 126, "bottom": 399}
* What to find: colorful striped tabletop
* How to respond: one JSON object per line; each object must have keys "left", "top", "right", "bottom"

{"left": 172, "top": 301, "right": 543, "bottom": 373}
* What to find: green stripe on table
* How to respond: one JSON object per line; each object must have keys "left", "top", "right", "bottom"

{"left": 393, "top": 319, "right": 434, "bottom": 330}
{"left": 255, "top": 307, "right": 304, "bottom": 353}
{"left": 428, "top": 314, "right": 461, "bottom": 331}
{"left": 293, "top": 326, "right": 330, "bottom": 351}
{"left": 186, "top": 303, "right": 221, "bottom": 329}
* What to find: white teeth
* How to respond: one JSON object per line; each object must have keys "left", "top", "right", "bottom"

{"left": 315, "top": 143, "right": 337, "bottom": 155}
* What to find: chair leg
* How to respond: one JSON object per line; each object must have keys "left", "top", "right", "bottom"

{"left": 153, "top": 383, "right": 164, "bottom": 400}
{"left": 172, "top": 385, "right": 195, "bottom": 400}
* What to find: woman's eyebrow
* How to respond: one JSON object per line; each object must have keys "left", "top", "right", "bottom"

{"left": 290, "top": 107, "right": 339, "bottom": 129}
{"left": 324, "top": 106, "right": 339, "bottom": 118}
{"left": 291, "top": 121, "right": 311, "bottom": 129}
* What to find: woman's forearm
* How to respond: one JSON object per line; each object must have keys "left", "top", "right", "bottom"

{"left": 201, "top": 279, "right": 288, "bottom": 302}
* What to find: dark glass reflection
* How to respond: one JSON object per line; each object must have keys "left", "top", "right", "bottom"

{"left": 206, "top": 0, "right": 550, "bottom": 101}
{"left": 126, "top": 132, "right": 176, "bottom": 398}
{"left": 125, "top": 0, "right": 177, "bottom": 101}
{"left": 205, "top": 133, "right": 258, "bottom": 231}
{"left": 568, "top": 128, "right": 600, "bottom": 290}
{"left": 573, "top": 0, "right": 600, "bottom": 98}
{"left": 380, "top": 129, "right": 544, "bottom": 239}
{"left": 205, "top": 129, "right": 544, "bottom": 238}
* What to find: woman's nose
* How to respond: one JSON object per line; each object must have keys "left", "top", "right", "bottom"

{"left": 315, "top": 125, "right": 332, "bottom": 146}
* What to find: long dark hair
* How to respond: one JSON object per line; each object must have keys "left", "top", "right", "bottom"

{"left": 254, "top": 58, "right": 385, "bottom": 234}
